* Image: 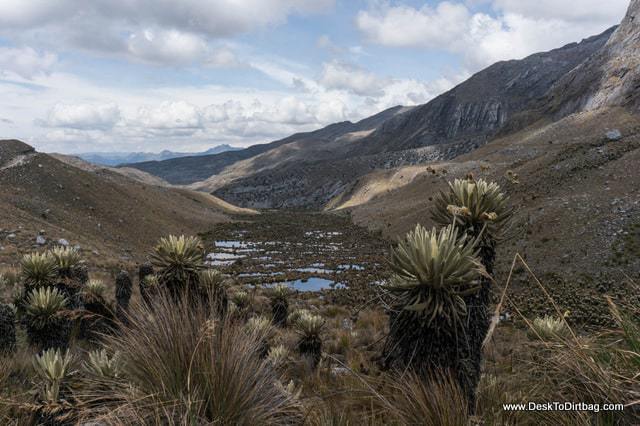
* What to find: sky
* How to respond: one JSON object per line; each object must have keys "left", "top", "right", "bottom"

{"left": 0, "top": 0, "right": 630, "bottom": 154}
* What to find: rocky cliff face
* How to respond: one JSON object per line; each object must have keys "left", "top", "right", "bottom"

{"left": 532, "top": 0, "right": 639, "bottom": 119}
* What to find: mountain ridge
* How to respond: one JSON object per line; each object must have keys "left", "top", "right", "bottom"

{"left": 201, "top": 26, "right": 616, "bottom": 208}
{"left": 124, "top": 105, "right": 408, "bottom": 185}
{"left": 74, "top": 144, "right": 241, "bottom": 167}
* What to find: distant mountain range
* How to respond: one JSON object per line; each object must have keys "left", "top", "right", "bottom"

{"left": 75, "top": 144, "right": 241, "bottom": 166}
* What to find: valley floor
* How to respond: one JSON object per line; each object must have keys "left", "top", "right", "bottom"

{"left": 199, "top": 210, "right": 391, "bottom": 306}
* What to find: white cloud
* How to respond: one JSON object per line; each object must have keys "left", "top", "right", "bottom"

{"left": 44, "top": 103, "right": 121, "bottom": 130}
{"left": 133, "top": 101, "right": 202, "bottom": 130}
{"left": 0, "top": 0, "right": 334, "bottom": 65}
{"left": 0, "top": 0, "right": 72, "bottom": 28}
{"left": 44, "top": 128, "right": 106, "bottom": 144}
{"left": 0, "top": 46, "right": 57, "bottom": 80}
{"left": 205, "top": 49, "right": 240, "bottom": 68}
{"left": 492, "top": 0, "right": 628, "bottom": 23}
{"left": 127, "top": 29, "right": 209, "bottom": 65}
{"left": 357, "top": 2, "right": 470, "bottom": 49}
{"left": 319, "top": 61, "right": 386, "bottom": 97}
{"left": 357, "top": 0, "right": 628, "bottom": 69}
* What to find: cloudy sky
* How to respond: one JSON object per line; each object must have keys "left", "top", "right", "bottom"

{"left": 0, "top": 0, "right": 629, "bottom": 154}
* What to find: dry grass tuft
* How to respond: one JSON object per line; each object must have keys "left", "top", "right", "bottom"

{"left": 75, "top": 290, "right": 302, "bottom": 425}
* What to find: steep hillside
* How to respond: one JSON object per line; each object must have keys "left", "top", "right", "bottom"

{"left": 126, "top": 106, "right": 406, "bottom": 185}
{"left": 0, "top": 140, "right": 255, "bottom": 268}
{"left": 338, "top": 107, "right": 640, "bottom": 280}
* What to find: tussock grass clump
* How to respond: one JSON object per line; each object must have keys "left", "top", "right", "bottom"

{"left": 375, "top": 371, "right": 470, "bottom": 426}
{"left": 75, "top": 291, "right": 301, "bottom": 425}
{"left": 21, "top": 252, "right": 57, "bottom": 290}
{"left": 198, "top": 269, "right": 229, "bottom": 317}
{"left": 151, "top": 235, "right": 204, "bottom": 299}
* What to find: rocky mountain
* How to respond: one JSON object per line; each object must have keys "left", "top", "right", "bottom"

{"left": 0, "top": 139, "right": 254, "bottom": 266}
{"left": 124, "top": 3, "right": 635, "bottom": 212}
{"left": 350, "top": 27, "right": 616, "bottom": 156}
{"left": 182, "top": 27, "right": 613, "bottom": 208}
{"left": 77, "top": 144, "right": 241, "bottom": 166}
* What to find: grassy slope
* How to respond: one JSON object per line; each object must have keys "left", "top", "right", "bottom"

{"left": 0, "top": 149, "right": 255, "bottom": 268}
{"left": 336, "top": 107, "right": 640, "bottom": 279}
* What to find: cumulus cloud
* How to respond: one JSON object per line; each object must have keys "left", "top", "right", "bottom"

{"left": 127, "top": 29, "right": 209, "bottom": 65}
{"left": 315, "top": 59, "right": 464, "bottom": 109}
{"left": 44, "top": 103, "right": 121, "bottom": 130}
{"left": 319, "top": 62, "right": 386, "bottom": 97}
{"left": 491, "top": 0, "right": 628, "bottom": 22}
{"left": 0, "top": 0, "right": 334, "bottom": 65}
{"left": 357, "top": 0, "right": 628, "bottom": 69}
{"left": 357, "top": 2, "right": 470, "bottom": 49}
{"left": 133, "top": 101, "right": 202, "bottom": 131}
{"left": 0, "top": 46, "right": 56, "bottom": 79}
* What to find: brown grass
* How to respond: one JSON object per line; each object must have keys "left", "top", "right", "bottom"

{"left": 75, "top": 291, "right": 302, "bottom": 425}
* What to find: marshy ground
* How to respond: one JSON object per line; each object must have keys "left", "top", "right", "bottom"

{"left": 200, "top": 211, "right": 392, "bottom": 306}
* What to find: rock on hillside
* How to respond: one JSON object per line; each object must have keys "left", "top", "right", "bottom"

{"left": 0, "top": 139, "right": 35, "bottom": 166}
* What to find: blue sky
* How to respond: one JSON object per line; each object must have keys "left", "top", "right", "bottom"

{"left": 0, "top": 0, "right": 629, "bottom": 153}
